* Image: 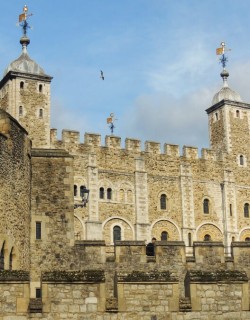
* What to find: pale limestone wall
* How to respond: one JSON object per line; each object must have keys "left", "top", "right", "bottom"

{"left": 0, "top": 282, "right": 29, "bottom": 316}
{"left": 0, "top": 75, "right": 51, "bottom": 148}
{"left": 49, "top": 126, "right": 250, "bottom": 246}
{"left": 0, "top": 110, "right": 31, "bottom": 270}
{"left": 30, "top": 149, "right": 75, "bottom": 288}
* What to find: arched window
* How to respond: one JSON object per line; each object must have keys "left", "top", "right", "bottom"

{"left": 119, "top": 189, "right": 125, "bottom": 202}
{"left": 188, "top": 233, "right": 192, "bottom": 247}
{"left": 127, "top": 190, "right": 133, "bottom": 203}
{"left": 107, "top": 188, "right": 112, "bottom": 200}
{"left": 80, "top": 186, "right": 86, "bottom": 198}
{"left": 236, "top": 110, "right": 240, "bottom": 118}
{"left": 245, "top": 237, "right": 250, "bottom": 242}
{"left": 204, "top": 234, "right": 211, "bottom": 241}
{"left": 244, "top": 203, "right": 249, "bottom": 218}
{"left": 74, "top": 185, "right": 77, "bottom": 197}
{"left": 0, "top": 242, "right": 5, "bottom": 270}
{"left": 161, "top": 231, "right": 168, "bottom": 240}
{"left": 203, "top": 198, "right": 209, "bottom": 214}
{"left": 113, "top": 226, "right": 121, "bottom": 242}
{"left": 39, "top": 84, "right": 43, "bottom": 93}
{"left": 20, "top": 81, "right": 24, "bottom": 89}
{"left": 240, "top": 155, "right": 244, "bottom": 166}
{"left": 99, "top": 187, "right": 104, "bottom": 199}
{"left": 160, "top": 194, "right": 167, "bottom": 210}
{"left": 19, "top": 106, "right": 23, "bottom": 116}
{"left": 9, "top": 247, "right": 13, "bottom": 270}
{"left": 39, "top": 109, "right": 43, "bottom": 118}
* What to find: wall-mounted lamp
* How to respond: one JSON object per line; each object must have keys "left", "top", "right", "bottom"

{"left": 74, "top": 186, "right": 90, "bottom": 208}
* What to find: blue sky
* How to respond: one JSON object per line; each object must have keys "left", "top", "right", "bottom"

{"left": 1, "top": 1, "right": 250, "bottom": 152}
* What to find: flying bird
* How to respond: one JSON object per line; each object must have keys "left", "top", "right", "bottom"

{"left": 100, "top": 70, "right": 104, "bottom": 80}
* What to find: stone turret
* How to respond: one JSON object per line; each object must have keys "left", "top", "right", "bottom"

{"left": 0, "top": 7, "right": 52, "bottom": 148}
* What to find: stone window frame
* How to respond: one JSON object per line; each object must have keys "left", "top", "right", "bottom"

{"left": 117, "top": 182, "right": 134, "bottom": 204}
{"left": 19, "top": 105, "right": 23, "bottom": 116}
{"left": 214, "top": 112, "right": 220, "bottom": 121}
{"left": 99, "top": 187, "right": 105, "bottom": 199}
{"left": 161, "top": 231, "right": 168, "bottom": 240}
{"left": 110, "top": 222, "right": 124, "bottom": 245}
{"left": 158, "top": 192, "right": 168, "bottom": 211}
{"left": 20, "top": 81, "right": 24, "bottom": 90}
{"left": 238, "top": 154, "right": 247, "bottom": 167}
{"left": 36, "top": 221, "right": 42, "bottom": 240}
{"left": 244, "top": 203, "right": 250, "bottom": 218}
{"left": 202, "top": 197, "right": 211, "bottom": 215}
{"left": 38, "top": 84, "right": 43, "bottom": 93}
{"left": 38, "top": 108, "right": 44, "bottom": 119}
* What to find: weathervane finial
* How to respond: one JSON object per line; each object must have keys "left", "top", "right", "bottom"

{"left": 106, "top": 113, "right": 118, "bottom": 135}
{"left": 216, "top": 41, "right": 231, "bottom": 69}
{"left": 18, "top": 5, "right": 33, "bottom": 36}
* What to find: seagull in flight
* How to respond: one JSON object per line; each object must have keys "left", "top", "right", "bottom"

{"left": 100, "top": 70, "right": 104, "bottom": 80}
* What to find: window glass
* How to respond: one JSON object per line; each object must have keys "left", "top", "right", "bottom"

{"left": 113, "top": 226, "right": 121, "bottom": 242}
{"left": 160, "top": 194, "right": 167, "bottom": 210}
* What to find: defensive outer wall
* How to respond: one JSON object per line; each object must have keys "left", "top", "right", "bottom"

{"left": 1, "top": 241, "right": 250, "bottom": 319}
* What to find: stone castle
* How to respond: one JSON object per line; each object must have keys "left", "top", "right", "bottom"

{"left": 1, "top": 7, "right": 250, "bottom": 320}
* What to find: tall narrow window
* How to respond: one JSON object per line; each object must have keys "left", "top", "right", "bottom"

{"left": 236, "top": 110, "right": 240, "bottom": 118}
{"left": 36, "top": 222, "right": 42, "bottom": 240}
{"left": 99, "top": 187, "right": 104, "bottom": 199}
{"left": 229, "top": 204, "right": 233, "bottom": 216}
{"left": 119, "top": 189, "right": 125, "bottom": 202}
{"left": 80, "top": 185, "right": 86, "bottom": 198}
{"left": 161, "top": 231, "right": 168, "bottom": 240}
{"left": 113, "top": 226, "right": 121, "bottom": 242}
{"left": 127, "top": 190, "right": 133, "bottom": 203}
{"left": 36, "top": 288, "right": 42, "bottom": 298}
{"left": 240, "top": 155, "right": 244, "bottom": 166}
{"left": 0, "top": 242, "right": 5, "bottom": 270}
{"left": 215, "top": 112, "right": 218, "bottom": 120}
{"left": 39, "top": 84, "right": 43, "bottom": 93}
{"left": 19, "top": 106, "right": 23, "bottom": 116}
{"left": 244, "top": 203, "right": 249, "bottom": 218}
{"left": 203, "top": 199, "right": 209, "bottom": 214}
{"left": 160, "top": 194, "right": 167, "bottom": 210}
{"left": 107, "top": 188, "right": 112, "bottom": 200}
{"left": 20, "top": 81, "right": 24, "bottom": 89}
{"left": 74, "top": 185, "right": 77, "bottom": 197}
{"left": 188, "top": 233, "right": 192, "bottom": 247}
{"left": 39, "top": 109, "right": 43, "bottom": 118}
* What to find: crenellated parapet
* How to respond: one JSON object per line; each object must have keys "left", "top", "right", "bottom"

{"left": 49, "top": 128, "right": 229, "bottom": 165}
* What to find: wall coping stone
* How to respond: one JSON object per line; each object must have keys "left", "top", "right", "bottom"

{"left": 187, "top": 270, "right": 248, "bottom": 283}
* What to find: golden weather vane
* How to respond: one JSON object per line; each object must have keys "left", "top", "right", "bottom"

{"left": 18, "top": 5, "right": 33, "bottom": 36}
{"left": 106, "top": 113, "right": 118, "bottom": 135}
{"left": 216, "top": 42, "right": 231, "bottom": 69}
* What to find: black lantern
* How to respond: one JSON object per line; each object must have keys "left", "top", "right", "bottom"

{"left": 74, "top": 186, "right": 89, "bottom": 208}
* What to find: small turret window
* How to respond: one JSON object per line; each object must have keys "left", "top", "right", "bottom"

{"left": 19, "top": 106, "right": 23, "bottom": 116}
{"left": 236, "top": 110, "right": 240, "bottom": 118}
{"left": 39, "top": 109, "right": 43, "bottom": 118}
{"left": 39, "top": 84, "right": 43, "bottom": 93}
{"left": 20, "top": 81, "right": 24, "bottom": 89}
{"left": 240, "top": 155, "right": 244, "bottom": 166}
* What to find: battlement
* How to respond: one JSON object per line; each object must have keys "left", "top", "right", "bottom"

{"left": 50, "top": 129, "right": 220, "bottom": 161}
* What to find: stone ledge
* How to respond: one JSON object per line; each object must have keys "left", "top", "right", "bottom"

{"left": 187, "top": 270, "right": 248, "bottom": 283}
{"left": 0, "top": 270, "right": 29, "bottom": 282}
{"left": 75, "top": 240, "right": 106, "bottom": 246}
{"left": 117, "top": 270, "right": 178, "bottom": 283}
{"left": 42, "top": 270, "right": 105, "bottom": 283}
{"left": 31, "top": 148, "right": 73, "bottom": 158}
{"left": 193, "top": 241, "right": 224, "bottom": 247}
